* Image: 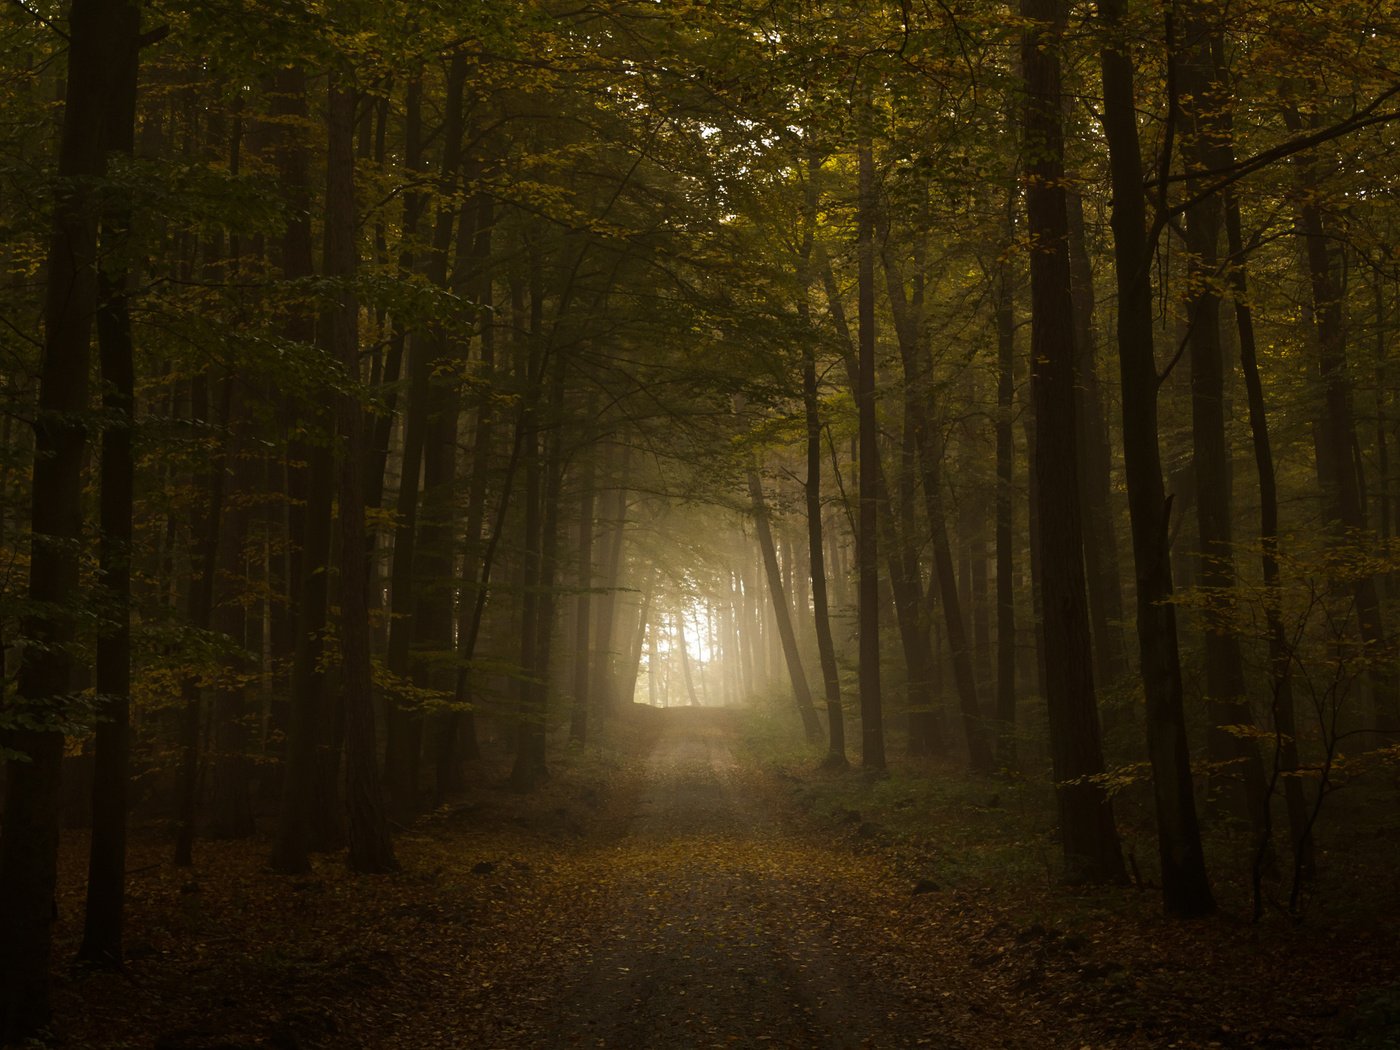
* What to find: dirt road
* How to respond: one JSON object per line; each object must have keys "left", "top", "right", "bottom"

{"left": 427, "top": 709, "right": 1028, "bottom": 1049}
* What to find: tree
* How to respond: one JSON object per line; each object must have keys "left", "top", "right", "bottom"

{"left": 1021, "top": 0, "right": 1126, "bottom": 884}
{"left": 1096, "top": 0, "right": 1214, "bottom": 917}
{"left": 0, "top": 1, "right": 138, "bottom": 1037}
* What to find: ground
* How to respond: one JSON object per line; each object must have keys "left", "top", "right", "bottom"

{"left": 48, "top": 706, "right": 1400, "bottom": 1048}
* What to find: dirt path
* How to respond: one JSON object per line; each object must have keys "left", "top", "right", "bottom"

{"left": 55, "top": 708, "right": 1372, "bottom": 1048}
{"left": 398, "top": 709, "right": 1030, "bottom": 1049}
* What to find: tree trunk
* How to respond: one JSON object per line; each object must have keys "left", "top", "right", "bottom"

{"left": 270, "top": 65, "right": 335, "bottom": 874}
{"left": 1097, "top": 0, "right": 1214, "bottom": 916}
{"left": 748, "top": 470, "right": 823, "bottom": 741}
{"left": 571, "top": 451, "right": 596, "bottom": 742}
{"left": 0, "top": 2, "right": 133, "bottom": 1037}
{"left": 1022, "top": 0, "right": 1126, "bottom": 884}
{"left": 1285, "top": 104, "right": 1397, "bottom": 733}
{"left": 1176, "top": 5, "right": 1270, "bottom": 832}
{"left": 994, "top": 233, "right": 1018, "bottom": 768}
{"left": 1225, "top": 193, "right": 1313, "bottom": 887}
{"left": 79, "top": 2, "right": 140, "bottom": 966}
{"left": 856, "top": 110, "right": 885, "bottom": 770}
{"left": 326, "top": 79, "right": 397, "bottom": 874}
{"left": 1066, "top": 187, "right": 1129, "bottom": 688}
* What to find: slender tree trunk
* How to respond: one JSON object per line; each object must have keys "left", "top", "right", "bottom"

{"left": 805, "top": 348, "right": 846, "bottom": 764}
{"left": 1176, "top": 6, "right": 1270, "bottom": 831}
{"left": 1066, "top": 187, "right": 1129, "bottom": 688}
{"left": 173, "top": 376, "right": 228, "bottom": 867}
{"left": 1285, "top": 104, "right": 1397, "bottom": 733}
{"left": 856, "top": 110, "right": 885, "bottom": 770}
{"left": 451, "top": 191, "right": 500, "bottom": 765}
{"left": 326, "top": 79, "right": 397, "bottom": 874}
{"left": 748, "top": 470, "right": 822, "bottom": 740}
{"left": 881, "top": 250, "right": 992, "bottom": 771}
{"left": 994, "top": 237, "right": 1018, "bottom": 768}
{"left": 1225, "top": 194, "right": 1313, "bottom": 882}
{"left": 1097, "top": 0, "right": 1214, "bottom": 916}
{"left": 571, "top": 451, "right": 596, "bottom": 742}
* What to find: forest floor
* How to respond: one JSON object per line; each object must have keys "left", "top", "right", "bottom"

{"left": 48, "top": 705, "right": 1400, "bottom": 1049}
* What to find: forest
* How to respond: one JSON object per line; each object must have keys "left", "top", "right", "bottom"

{"left": 1, "top": 0, "right": 1398, "bottom": 1046}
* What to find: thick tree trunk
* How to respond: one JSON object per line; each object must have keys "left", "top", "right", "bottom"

{"left": 1022, "top": 0, "right": 1126, "bottom": 885}
{"left": 79, "top": 3, "right": 140, "bottom": 966}
{"left": 1097, "top": 0, "right": 1214, "bottom": 916}
{"left": 0, "top": 2, "right": 133, "bottom": 1037}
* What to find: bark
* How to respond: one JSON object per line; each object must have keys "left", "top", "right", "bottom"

{"left": 748, "top": 470, "right": 823, "bottom": 741}
{"left": 79, "top": 2, "right": 140, "bottom": 966}
{"left": 1175, "top": 5, "right": 1270, "bottom": 831}
{"left": 805, "top": 347, "right": 846, "bottom": 764}
{"left": 819, "top": 252, "right": 941, "bottom": 757}
{"left": 881, "top": 247, "right": 993, "bottom": 772}
{"left": 451, "top": 190, "right": 501, "bottom": 766}
{"left": 270, "top": 66, "right": 334, "bottom": 874}
{"left": 1022, "top": 0, "right": 1126, "bottom": 884}
{"left": 1066, "top": 188, "right": 1129, "bottom": 686}
{"left": 173, "top": 376, "right": 228, "bottom": 867}
{"left": 591, "top": 445, "right": 632, "bottom": 715}
{"left": 1285, "top": 104, "right": 1397, "bottom": 733}
{"left": 0, "top": 1, "right": 132, "bottom": 1036}
{"left": 994, "top": 241, "right": 1018, "bottom": 768}
{"left": 1225, "top": 194, "right": 1313, "bottom": 886}
{"left": 856, "top": 109, "right": 885, "bottom": 770}
{"left": 326, "top": 80, "right": 397, "bottom": 874}
{"left": 1097, "top": 0, "right": 1214, "bottom": 916}
{"left": 207, "top": 377, "right": 256, "bottom": 841}
{"left": 570, "top": 451, "right": 596, "bottom": 743}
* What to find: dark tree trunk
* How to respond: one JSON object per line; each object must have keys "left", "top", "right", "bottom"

{"left": 452, "top": 190, "right": 501, "bottom": 767}
{"left": 1022, "top": 0, "right": 1126, "bottom": 885}
{"left": 326, "top": 80, "right": 397, "bottom": 874}
{"left": 881, "top": 247, "right": 992, "bottom": 772}
{"left": 994, "top": 236, "right": 1018, "bottom": 768}
{"left": 1176, "top": 6, "right": 1270, "bottom": 832}
{"left": 1066, "top": 187, "right": 1129, "bottom": 689}
{"left": 174, "top": 375, "right": 229, "bottom": 867}
{"left": 79, "top": 2, "right": 140, "bottom": 967}
{"left": 856, "top": 113, "right": 885, "bottom": 770}
{"left": 207, "top": 377, "right": 256, "bottom": 841}
{"left": 570, "top": 451, "right": 596, "bottom": 743}
{"left": 270, "top": 65, "right": 335, "bottom": 874}
{"left": 1097, "top": 0, "right": 1214, "bottom": 916}
{"left": 805, "top": 347, "right": 846, "bottom": 764}
{"left": 1285, "top": 105, "right": 1397, "bottom": 733}
{"left": 0, "top": 2, "right": 133, "bottom": 1037}
{"left": 1225, "top": 193, "right": 1313, "bottom": 887}
{"left": 748, "top": 470, "right": 823, "bottom": 741}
